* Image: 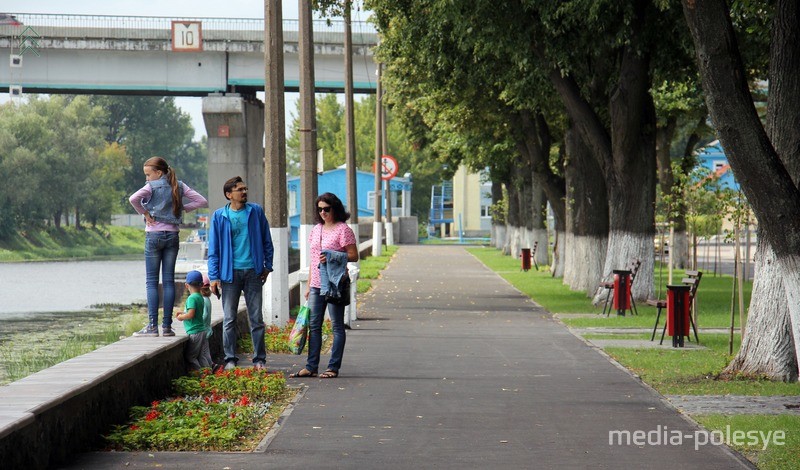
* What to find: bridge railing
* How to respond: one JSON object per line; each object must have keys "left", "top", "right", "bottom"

{"left": 1, "top": 13, "right": 377, "bottom": 45}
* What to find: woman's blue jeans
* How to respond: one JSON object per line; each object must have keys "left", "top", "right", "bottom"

{"left": 144, "top": 231, "right": 180, "bottom": 327}
{"left": 306, "top": 288, "right": 346, "bottom": 373}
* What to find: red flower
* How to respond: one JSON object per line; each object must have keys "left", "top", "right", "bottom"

{"left": 145, "top": 410, "right": 160, "bottom": 421}
{"left": 130, "top": 424, "right": 140, "bottom": 431}
{"left": 237, "top": 395, "right": 250, "bottom": 406}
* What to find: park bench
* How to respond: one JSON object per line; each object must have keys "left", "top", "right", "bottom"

{"left": 600, "top": 258, "right": 641, "bottom": 316}
{"left": 648, "top": 270, "right": 702, "bottom": 345}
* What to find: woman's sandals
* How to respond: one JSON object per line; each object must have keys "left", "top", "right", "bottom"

{"left": 289, "top": 368, "right": 317, "bottom": 378}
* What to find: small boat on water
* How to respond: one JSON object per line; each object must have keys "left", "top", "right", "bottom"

{"left": 175, "top": 230, "right": 207, "bottom": 282}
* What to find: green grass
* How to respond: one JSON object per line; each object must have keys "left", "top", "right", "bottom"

{"left": 581, "top": 333, "right": 655, "bottom": 340}
{"left": 695, "top": 415, "right": 800, "bottom": 470}
{"left": 467, "top": 247, "right": 752, "bottom": 330}
{"left": 604, "top": 334, "right": 799, "bottom": 395}
{"left": 358, "top": 245, "right": 397, "bottom": 280}
{"left": 0, "top": 225, "right": 144, "bottom": 262}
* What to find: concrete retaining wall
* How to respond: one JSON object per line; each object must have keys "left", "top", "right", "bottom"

{"left": 0, "top": 299, "right": 229, "bottom": 469}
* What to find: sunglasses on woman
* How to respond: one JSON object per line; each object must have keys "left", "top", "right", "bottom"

{"left": 317, "top": 206, "right": 332, "bottom": 213}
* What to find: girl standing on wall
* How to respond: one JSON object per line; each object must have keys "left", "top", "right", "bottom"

{"left": 129, "top": 156, "right": 208, "bottom": 337}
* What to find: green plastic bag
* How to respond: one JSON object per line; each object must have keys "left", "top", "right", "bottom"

{"left": 288, "top": 303, "right": 310, "bottom": 354}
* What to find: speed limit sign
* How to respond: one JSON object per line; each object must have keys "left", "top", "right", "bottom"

{"left": 379, "top": 155, "right": 398, "bottom": 181}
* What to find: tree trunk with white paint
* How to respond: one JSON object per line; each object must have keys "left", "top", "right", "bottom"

{"left": 563, "top": 126, "right": 608, "bottom": 294}
{"left": 495, "top": 224, "right": 507, "bottom": 250}
{"left": 511, "top": 110, "right": 566, "bottom": 270}
{"left": 724, "top": 240, "right": 797, "bottom": 381}
{"left": 546, "top": 5, "right": 657, "bottom": 304}
{"left": 551, "top": 229, "right": 566, "bottom": 278}
{"left": 501, "top": 225, "right": 511, "bottom": 255}
{"left": 530, "top": 186, "right": 550, "bottom": 267}
{"left": 684, "top": 0, "right": 800, "bottom": 379}
{"left": 671, "top": 229, "right": 689, "bottom": 269}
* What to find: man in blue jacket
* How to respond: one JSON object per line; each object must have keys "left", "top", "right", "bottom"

{"left": 208, "top": 176, "right": 274, "bottom": 371}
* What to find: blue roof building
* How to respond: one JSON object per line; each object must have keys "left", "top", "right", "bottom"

{"left": 696, "top": 141, "right": 739, "bottom": 191}
{"left": 287, "top": 168, "right": 412, "bottom": 248}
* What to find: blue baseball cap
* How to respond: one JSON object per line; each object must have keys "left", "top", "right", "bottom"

{"left": 186, "top": 270, "right": 203, "bottom": 286}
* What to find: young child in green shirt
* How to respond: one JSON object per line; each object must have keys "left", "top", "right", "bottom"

{"left": 177, "top": 270, "right": 213, "bottom": 371}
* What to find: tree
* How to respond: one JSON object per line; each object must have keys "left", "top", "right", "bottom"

{"left": 683, "top": 0, "right": 800, "bottom": 380}
{"left": 652, "top": 79, "right": 711, "bottom": 269}
{"left": 171, "top": 137, "right": 209, "bottom": 197}
{"left": 83, "top": 142, "right": 130, "bottom": 227}
{"left": 0, "top": 96, "right": 125, "bottom": 233}
{"left": 90, "top": 96, "right": 195, "bottom": 204}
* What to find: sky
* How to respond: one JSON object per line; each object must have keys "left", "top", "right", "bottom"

{"left": 3, "top": 1, "right": 374, "bottom": 140}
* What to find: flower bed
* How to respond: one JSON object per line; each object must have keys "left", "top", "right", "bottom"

{"left": 105, "top": 368, "right": 294, "bottom": 452}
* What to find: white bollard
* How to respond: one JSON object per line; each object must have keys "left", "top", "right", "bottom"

{"left": 386, "top": 221, "right": 394, "bottom": 246}
{"left": 345, "top": 263, "right": 360, "bottom": 326}
{"left": 372, "top": 221, "right": 383, "bottom": 256}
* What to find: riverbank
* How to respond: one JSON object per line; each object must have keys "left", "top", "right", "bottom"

{"left": 0, "top": 304, "right": 147, "bottom": 385}
{"left": 0, "top": 226, "right": 144, "bottom": 262}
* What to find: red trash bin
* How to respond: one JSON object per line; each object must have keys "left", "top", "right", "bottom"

{"left": 520, "top": 248, "right": 532, "bottom": 271}
{"left": 667, "top": 284, "right": 691, "bottom": 347}
{"left": 612, "top": 269, "right": 632, "bottom": 316}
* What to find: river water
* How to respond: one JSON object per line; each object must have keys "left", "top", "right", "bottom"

{"left": 0, "top": 258, "right": 148, "bottom": 340}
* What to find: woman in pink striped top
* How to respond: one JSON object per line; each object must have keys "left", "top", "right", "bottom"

{"left": 291, "top": 192, "right": 358, "bottom": 379}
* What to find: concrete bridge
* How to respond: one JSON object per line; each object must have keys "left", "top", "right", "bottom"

{"left": 0, "top": 13, "right": 378, "bottom": 95}
{"left": 0, "top": 13, "right": 379, "bottom": 212}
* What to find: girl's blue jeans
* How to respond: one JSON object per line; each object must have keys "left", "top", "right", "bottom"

{"left": 144, "top": 231, "right": 180, "bottom": 327}
{"left": 305, "top": 287, "right": 346, "bottom": 373}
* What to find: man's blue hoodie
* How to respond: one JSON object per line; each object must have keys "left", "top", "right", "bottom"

{"left": 208, "top": 202, "right": 274, "bottom": 283}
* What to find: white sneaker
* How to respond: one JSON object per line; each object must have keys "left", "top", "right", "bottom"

{"left": 132, "top": 325, "right": 158, "bottom": 337}
{"left": 224, "top": 361, "right": 237, "bottom": 371}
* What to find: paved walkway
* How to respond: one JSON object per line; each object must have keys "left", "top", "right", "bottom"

{"left": 65, "top": 245, "right": 751, "bottom": 469}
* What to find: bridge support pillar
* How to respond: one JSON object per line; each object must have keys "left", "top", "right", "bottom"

{"left": 202, "top": 93, "right": 265, "bottom": 211}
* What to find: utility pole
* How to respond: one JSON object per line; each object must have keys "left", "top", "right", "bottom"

{"left": 372, "top": 61, "right": 383, "bottom": 256}
{"left": 299, "top": 0, "right": 318, "bottom": 270}
{"left": 344, "top": 0, "right": 359, "bottom": 249}
{"left": 264, "top": 0, "right": 289, "bottom": 325}
{"left": 382, "top": 88, "right": 394, "bottom": 246}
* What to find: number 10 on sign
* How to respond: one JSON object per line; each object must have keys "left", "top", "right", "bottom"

{"left": 172, "top": 21, "right": 203, "bottom": 52}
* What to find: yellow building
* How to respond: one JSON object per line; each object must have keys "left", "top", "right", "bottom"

{"left": 430, "top": 165, "right": 491, "bottom": 238}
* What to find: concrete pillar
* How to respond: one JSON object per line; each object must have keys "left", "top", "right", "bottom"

{"left": 202, "top": 93, "right": 265, "bottom": 212}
